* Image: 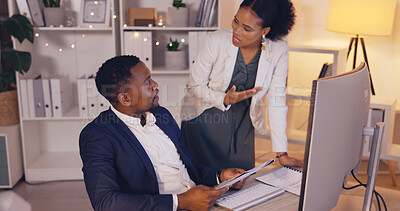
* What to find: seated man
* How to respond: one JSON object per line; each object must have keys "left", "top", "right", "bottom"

{"left": 79, "top": 55, "right": 246, "bottom": 211}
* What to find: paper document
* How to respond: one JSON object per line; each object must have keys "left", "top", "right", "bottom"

{"left": 256, "top": 166, "right": 302, "bottom": 195}
{"left": 215, "top": 159, "right": 275, "bottom": 189}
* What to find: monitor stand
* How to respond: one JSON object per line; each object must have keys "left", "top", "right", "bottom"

{"left": 333, "top": 122, "right": 384, "bottom": 211}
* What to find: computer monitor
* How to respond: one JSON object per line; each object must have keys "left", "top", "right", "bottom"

{"left": 299, "top": 62, "right": 371, "bottom": 211}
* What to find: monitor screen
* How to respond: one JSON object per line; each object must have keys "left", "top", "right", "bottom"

{"left": 299, "top": 62, "right": 371, "bottom": 211}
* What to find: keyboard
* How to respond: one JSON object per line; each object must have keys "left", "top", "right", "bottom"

{"left": 216, "top": 183, "right": 285, "bottom": 211}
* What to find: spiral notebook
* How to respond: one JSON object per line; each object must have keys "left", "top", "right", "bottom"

{"left": 256, "top": 166, "right": 302, "bottom": 196}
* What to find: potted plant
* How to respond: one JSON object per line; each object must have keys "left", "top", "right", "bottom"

{"left": 43, "top": 0, "right": 65, "bottom": 27}
{"left": 165, "top": 37, "right": 186, "bottom": 70}
{"left": 167, "top": 0, "right": 189, "bottom": 27}
{"left": 0, "top": 14, "right": 34, "bottom": 126}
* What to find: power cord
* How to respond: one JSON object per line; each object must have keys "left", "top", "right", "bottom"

{"left": 342, "top": 170, "right": 387, "bottom": 211}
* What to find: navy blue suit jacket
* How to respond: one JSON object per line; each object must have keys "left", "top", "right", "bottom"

{"left": 79, "top": 106, "right": 220, "bottom": 211}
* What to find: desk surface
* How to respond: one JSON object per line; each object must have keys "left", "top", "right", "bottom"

{"left": 212, "top": 167, "right": 300, "bottom": 211}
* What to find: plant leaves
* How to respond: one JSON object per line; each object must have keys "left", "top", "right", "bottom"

{"left": 2, "top": 48, "right": 32, "bottom": 74}
{"left": 4, "top": 14, "right": 34, "bottom": 44}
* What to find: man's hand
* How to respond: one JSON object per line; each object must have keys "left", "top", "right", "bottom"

{"left": 224, "top": 86, "right": 262, "bottom": 106}
{"left": 177, "top": 185, "right": 228, "bottom": 211}
{"left": 220, "top": 168, "right": 246, "bottom": 190}
{"left": 277, "top": 154, "right": 303, "bottom": 167}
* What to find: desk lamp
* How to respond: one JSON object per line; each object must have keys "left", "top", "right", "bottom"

{"left": 326, "top": 0, "right": 396, "bottom": 95}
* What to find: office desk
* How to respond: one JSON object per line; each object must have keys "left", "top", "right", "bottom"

{"left": 212, "top": 167, "right": 299, "bottom": 211}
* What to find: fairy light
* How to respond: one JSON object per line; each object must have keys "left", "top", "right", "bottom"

{"left": 82, "top": 34, "right": 86, "bottom": 38}
{"left": 59, "top": 48, "right": 63, "bottom": 52}
{"left": 89, "top": 25, "right": 93, "bottom": 28}
{"left": 143, "top": 38, "right": 148, "bottom": 42}
{"left": 94, "top": 1, "right": 98, "bottom": 4}
{"left": 71, "top": 44, "right": 75, "bottom": 48}
{"left": 113, "top": 15, "right": 117, "bottom": 19}
{"left": 45, "top": 43, "right": 49, "bottom": 47}
{"left": 181, "top": 38, "right": 185, "bottom": 43}
{"left": 123, "top": 24, "right": 127, "bottom": 28}
{"left": 35, "top": 33, "right": 39, "bottom": 37}
{"left": 90, "top": 12, "right": 95, "bottom": 16}
{"left": 155, "top": 41, "right": 160, "bottom": 46}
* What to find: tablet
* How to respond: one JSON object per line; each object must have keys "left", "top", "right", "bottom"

{"left": 215, "top": 159, "right": 275, "bottom": 189}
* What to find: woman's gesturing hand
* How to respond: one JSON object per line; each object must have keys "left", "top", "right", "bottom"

{"left": 224, "top": 85, "right": 262, "bottom": 106}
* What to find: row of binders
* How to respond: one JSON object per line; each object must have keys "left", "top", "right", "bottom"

{"left": 19, "top": 75, "right": 110, "bottom": 118}
{"left": 19, "top": 75, "right": 72, "bottom": 118}
{"left": 77, "top": 76, "right": 111, "bottom": 118}
{"left": 196, "top": 0, "right": 218, "bottom": 27}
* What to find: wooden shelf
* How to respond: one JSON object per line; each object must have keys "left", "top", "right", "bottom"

{"left": 34, "top": 27, "right": 112, "bottom": 31}
{"left": 26, "top": 152, "right": 83, "bottom": 182}
{"left": 123, "top": 26, "right": 218, "bottom": 31}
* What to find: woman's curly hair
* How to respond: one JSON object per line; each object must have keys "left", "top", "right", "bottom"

{"left": 240, "top": 0, "right": 295, "bottom": 41}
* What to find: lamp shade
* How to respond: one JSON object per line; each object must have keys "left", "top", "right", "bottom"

{"left": 326, "top": 0, "right": 396, "bottom": 36}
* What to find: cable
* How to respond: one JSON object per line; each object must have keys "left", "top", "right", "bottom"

{"left": 342, "top": 170, "right": 387, "bottom": 211}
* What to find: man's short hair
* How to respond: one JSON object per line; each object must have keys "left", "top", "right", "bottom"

{"left": 95, "top": 55, "right": 141, "bottom": 106}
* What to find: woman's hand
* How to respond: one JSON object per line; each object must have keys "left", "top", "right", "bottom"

{"left": 277, "top": 153, "right": 303, "bottom": 167}
{"left": 224, "top": 85, "right": 262, "bottom": 106}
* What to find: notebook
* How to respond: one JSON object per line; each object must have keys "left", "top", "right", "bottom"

{"left": 256, "top": 166, "right": 303, "bottom": 195}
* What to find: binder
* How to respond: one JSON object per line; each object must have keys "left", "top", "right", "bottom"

{"left": 86, "top": 78, "right": 98, "bottom": 118}
{"left": 42, "top": 78, "right": 53, "bottom": 117}
{"left": 19, "top": 79, "right": 30, "bottom": 118}
{"left": 26, "top": 78, "right": 36, "bottom": 118}
{"left": 16, "top": 0, "right": 33, "bottom": 24}
{"left": 26, "top": 0, "right": 44, "bottom": 27}
{"left": 188, "top": 32, "right": 198, "bottom": 71}
{"left": 32, "top": 75, "right": 45, "bottom": 117}
{"left": 97, "top": 94, "right": 110, "bottom": 113}
{"left": 124, "top": 31, "right": 152, "bottom": 70}
{"left": 50, "top": 76, "right": 72, "bottom": 117}
{"left": 77, "top": 78, "right": 88, "bottom": 117}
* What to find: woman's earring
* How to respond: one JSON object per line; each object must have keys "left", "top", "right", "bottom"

{"left": 261, "top": 34, "right": 266, "bottom": 50}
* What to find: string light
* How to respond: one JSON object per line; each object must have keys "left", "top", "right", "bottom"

{"left": 181, "top": 38, "right": 185, "bottom": 43}
{"left": 123, "top": 24, "right": 127, "bottom": 28}
{"left": 71, "top": 44, "right": 75, "bottom": 48}
{"left": 59, "top": 48, "right": 63, "bottom": 52}
{"left": 113, "top": 15, "right": 117, "bottom": 19}
{"left": 35, "top": 33, "right": 40, "bottom": 37}
{"left": 155, "top": 41, "right": 160, "bottom": 46}
{"left": 94, "top": 1, "right": 98, "bottom": 4}
{"left": 143, "top": 38, "right": 148, "bottom": 42}
{"left": 82, "top": 34, "right": 86, "bottom": 38}
{"left": 89, "top": 25, "right": 93, "bottom": 28}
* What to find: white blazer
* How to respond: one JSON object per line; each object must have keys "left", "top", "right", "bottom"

{"left": 181, "top": 29, "right": 288, "bottom": 152}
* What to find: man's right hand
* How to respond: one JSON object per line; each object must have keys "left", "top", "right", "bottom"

{"left": 177, "top": 185, "right": 228, "bottom": 211}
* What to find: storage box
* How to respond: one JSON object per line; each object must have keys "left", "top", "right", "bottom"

{"left": 128, "top": 8, "right": 157, "bottom": 26}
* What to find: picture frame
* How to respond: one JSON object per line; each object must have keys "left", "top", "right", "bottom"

{"left": 80, "top": 0, "right": 111, "bottom": 28}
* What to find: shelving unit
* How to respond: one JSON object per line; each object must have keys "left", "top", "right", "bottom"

{"left": 7, "top": 0, "right": 220, "bottom": 182}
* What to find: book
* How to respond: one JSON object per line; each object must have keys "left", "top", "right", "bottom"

{"left": 256, "top": 166, "right": 302, "bottom": 196}
{"left": 215, "top": 159, "right": 275, "bottom": 189}
{"left": 318, "top": 63, "right": 331, "bottom": 79}
{"left": 196, "top": 0, "right": 206, "bottom": 27}
{"left": 207, "top": 0, "right": 217, "bottom": 27}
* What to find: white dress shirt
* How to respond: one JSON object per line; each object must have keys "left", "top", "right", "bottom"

{"left": 111, "top": 106, "right": 196, "bottom": 210}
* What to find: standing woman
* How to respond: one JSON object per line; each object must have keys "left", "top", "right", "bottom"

{"left": 180, "top": 0, "right": 302, "bottom": 170}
